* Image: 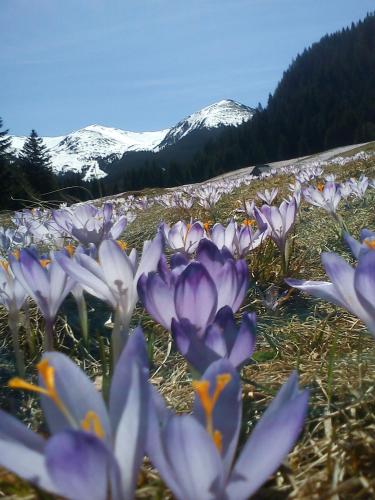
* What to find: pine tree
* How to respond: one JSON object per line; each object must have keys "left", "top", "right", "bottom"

{"left": 0, "top": 118, "right": 32, "bottom": 209}
{"left": 0, "top": 117, "right": 12, "bottom": 158}
{"left": 19, "top": 129, "right": 56, "bottom": 197}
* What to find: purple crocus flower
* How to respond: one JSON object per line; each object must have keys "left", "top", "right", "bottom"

{"left": 147, "top": 359, "right": 309, "bottom": 500}
{"left": 236, "top": 219, "right": 268, "bottom": 257}
{"left": 53, "top": 202, "right": 127, "bottom": 247}
{"left": 0, "top": 327, "right": 149, "bottom": 500}
{"left": 343, "top": 229, "right": 375, "bottom": 259}
{"left": 255, "top": 199, "right": 297, "bottom": 273}
{"left": 286, "top": 251, "right": 375, "bottom": 337}
{"left": 210, "top": 220, "right": 237, "bottom": 253}
{"left": 210, "top": 219, "right": 267, "bottom": 258}
{"left": 56, "top": 234, "right": 163, "bottom": 361}
{"left": 257, "top": 187, "right": 278, "bottom": 205}
{"left": 162, "top": 220, "right": 205, "bottom": 254}
{"left": 303, "top": 182, "right": 341, "bottom": 214}
{"left": 0, "top": 258, "right": 28, "bottom": 374}
{"left": 172, "top": 305, "right": 256, "bottom": 373}
{"left": 138, "top": 239, "right": 248, "bottom": 334}
{"left": 10, "top": 248, "right": 75, "bottom": 350}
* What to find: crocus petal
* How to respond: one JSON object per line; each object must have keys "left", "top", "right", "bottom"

{"left": 109, "top": 326, "right": 149, "bottom": 431}
{"left": 0, "top": 411, "right": 57, "bottom": 495}
{"left": 109, "top": 216, "right": 127, "bottom": 240}
{"left": 113, "top": 360, "right": 149, "bottom": 499}
{"left": 193, "top": 359, "right": 242, "bottom": 477}
{"left": 185, "top": 222, "right": 204, "bottom": 253}
{"left": 158, "top": 415, "right": 225, "bottom": 500}
{"left": 137, "top": 273, "right": 177, "bottom": 331}
{"left": 285, "top": 278, "right": 348, "bottom": 310}
{"left": 354, "top": 251, "right": 375, "bottom": 335}
{"left": 175, "top": 263, "right": 218, "bottom": 333}
{"left": 172, "top": 318, "right": 220, "bottom": 373}
{"left": 196, "top": 239, "right": 225, "bottom": 281}
{"left": 226, "top": 372, "right": 308, "bottom": 500}
{"left": 55, "top": 252, "right": 116, "bottom": 307}
{"left": 146, "top": 387, "right": 181, "bottom": 494}
{"left": 48, "top": 259, "right": 75, "bottom": 318}
{"left": 211, "top": 224, "right": 225, "bottom": 249}
{"left": 0, "top": 440, "right": 58, "bottom": 495}
{"left": 228, "top": 312, "right": 257, "bottom": 368}
{"left": 98, "top": 239, "right": 134, "bottom": 300}
{"left": 0, "top": 409, "right": 45, "bottom": 452}
{"left": 39, "top": 352, "right": 111, "bottom": 440}
{"left": 134, "top": 232, "right": 163, "bottom": 284}
{"left": 322, "top": 252, "right": 374, "bottom": 323}
{"left": 343, "top": 233, "right": 361, "bottom": 259}
{"left": 10, "top": 249, "right": 50, "bottom": 316}
{"left": 45, "top": 430, "right": 118, "bottom": 500}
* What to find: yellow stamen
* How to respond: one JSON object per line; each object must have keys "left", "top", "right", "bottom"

{"left": 364, "top": 238, "right": 375, "bottom": 250}
{"left": 65, "top": 244, "right": 75, "bottom": 257}
{"left": 8, "top": 377, "right": 50, "bottom": 397}
{"left": 203, "top": 221, "right": 212, "bottom": 232}
{"left": 116, "top": 240, "right": 128, "bottom": 252}
{"left": 9, "top": 360, "right": 76, "bottom": 427}
{"left": 317, "top": 182, "right": 325, "bottom": 192}
{"left": 13, "top": 249, "right": 20, "bottom": 261}
{"left": 243, "top": 218, "right": 256, "bottom": 227}
{"left": 39, "top": 258, "right": 51, "bottom": 268}
{"left": 81, "top": 411, "right": 105, "bottom": 439}
{"left": 213, "top": 430, "right": 223, "bottom": 454}
{"left": 0, "top": 260, "right": 9, "bottom": 272}
{"left": 192, "top": 373, "right": 232, "bottom": 452}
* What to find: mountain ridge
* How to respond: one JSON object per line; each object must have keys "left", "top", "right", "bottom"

{"left": 9, "top": 99, "right": 254, "bottom": 180}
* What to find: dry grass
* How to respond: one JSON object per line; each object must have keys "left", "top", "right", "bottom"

{"left": 1, "top": 153, "right": 375, "bottom": 499}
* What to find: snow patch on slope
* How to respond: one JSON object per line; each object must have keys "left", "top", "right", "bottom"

{"left": 158, "top": 99, "right": 255, "bottom": 149}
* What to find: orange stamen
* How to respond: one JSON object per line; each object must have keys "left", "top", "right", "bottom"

{"left": 39, "top": 258, "right": 51, "bottom": 268}
{"left": 9, "top": 360, "right": 76, "bottom": 427}
{"left": 203, "top": 221, "right": 212, "bottom": 232}
{"left": 192, "top": 373, "right": 232, "bottom": 452}
{"left": 65, "top": 244, "right": 75, "bottom": 257}
{"left": 317, "top": 182, "right": 325, "bottom": 192}
{"left": 213, "top": 430, "right": 223, "bottom": 454}
{"left": 81, "top": 411, "right": 105, "bottom": 439}
{"left": 243, "top": 218, "right": 256, "bottom": 227}
{"left": 364, "top": 238, "right": 375, "bottom": 250}
{"left": 13, "top": 249, "right": 20, "bottom": 261}
{"left": 116, "top": 240, "right": 128, "bottom": 252}
{"left": 0, "top": 260, "right": 9, "bottom": 272}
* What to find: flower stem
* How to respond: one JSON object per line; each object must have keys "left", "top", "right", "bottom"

{"left": 44, "top": 318, "right": 55, "bottom": 351}
{"left": 8, "top": 313, "right": 25, "bottom": 376}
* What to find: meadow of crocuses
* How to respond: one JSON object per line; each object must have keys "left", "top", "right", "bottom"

{"left": 0, "top": 146, "right": 375, "bottom": 498}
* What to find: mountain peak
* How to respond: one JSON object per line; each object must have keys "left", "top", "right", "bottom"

{"left": 158, "top": 99, "right": 255, "bottom": 148}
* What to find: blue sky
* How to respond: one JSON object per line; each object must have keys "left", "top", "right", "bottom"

{"left": 1, "top": 0, "right": 373, "bottom": 136}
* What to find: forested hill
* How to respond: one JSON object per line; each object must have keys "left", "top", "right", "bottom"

{"left": 103, "top": 12, "right": 375, "bottom": 193}
{"left": 234, "top": 11, "right": 375, "bottom": 163}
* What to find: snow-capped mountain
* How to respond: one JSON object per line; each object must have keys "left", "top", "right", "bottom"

{"left": 10, "top": 126, "right": 168, "bottom": 181}
{"left": 9, "top": 99, "right": 254, "bottom": 180}
{"left": 158, "top": 99, "right": 255, "bottom": 149}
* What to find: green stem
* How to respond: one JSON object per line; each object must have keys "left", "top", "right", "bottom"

{"left": 111, "top": 308, "right": 129, "bottom": 369}
{"left": 77, "top": 295, "right": 89, "bottom": 345}
{"left": 23, "top": 300, "right": 35, "bottom": 356}
{"left": 44, "top": 318, "right": 55, "bottom": 351}
{"left": 9, "top": 313, "right": 25, "bottom": 376}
